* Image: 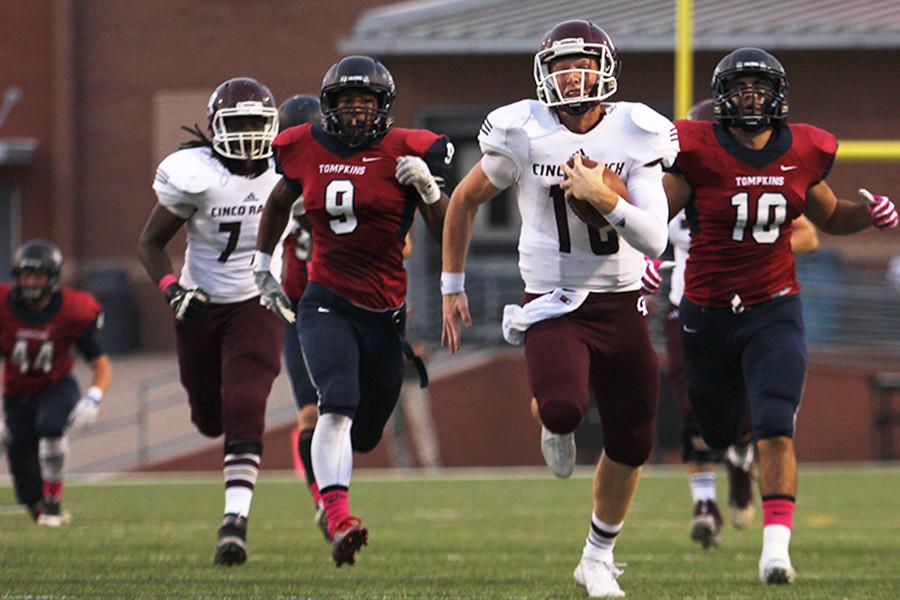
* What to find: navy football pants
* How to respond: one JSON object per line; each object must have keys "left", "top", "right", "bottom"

{"left": 297, "top": 283, "right": 405, "bottom": 454}
{"left": 285, "top": 298, "right": 318, "bottom": 410}
{"left": 3, "top": 376, "right": 79, "bottom": 506}
{"left": 679, "top": 295, "right": 807, "bottom": 449}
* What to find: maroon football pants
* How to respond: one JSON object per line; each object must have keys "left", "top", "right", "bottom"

{"left": 175, "top": 297, "right": 283, "bottom": 446}
{"left": 524, "top": 290, "right": 659, "bottom": 467}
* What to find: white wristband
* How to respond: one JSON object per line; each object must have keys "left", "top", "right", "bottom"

{"left": 253, "top": 251, "right": 272, "bottom": 273}
{"left": 603, "top": 195, "right": 627, "bottom": 223}
{"left": 86, "top": 385, "right": 104, "bottom": 404}
{"left": 441, "top": 272, "right": 465, "bottom": 294}
{"left": 420, "top": 181, "right": 441, "bottom": 205}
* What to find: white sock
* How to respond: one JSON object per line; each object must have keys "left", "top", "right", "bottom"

{"left": 583, "top": 514, "right": 623, "bottom": 563}
{"left": 223, "top": 451, "right": 259, "bottom": 518}
{"left": 761, "top": 524, "right": 792, "bottom": 562}
{"left": 689, "top": 471, "right": 717, "bottom": 503}
{"left": 312, "top": 413, "right": 353, "bottom": 488}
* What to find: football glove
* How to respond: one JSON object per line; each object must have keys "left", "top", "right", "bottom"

{"left": 396, "top": 156, "right": 441, "bottom": 204}
{"left": 859, "top": 189, "right": 898, "bottom": 230}
{"left": 163, "top": 283, "right": 210, "bottom": 321}
{"left": 294, "top": 228, "right": 312, "bottom": 262}
{"left": 255, "top": 270, "right": 295, "bottom": 324}
{"left": 640, "top": 257, "right": 676, "bottom": 295}
{"left": 68, "top": 389, "right": 101, "bottom": 431}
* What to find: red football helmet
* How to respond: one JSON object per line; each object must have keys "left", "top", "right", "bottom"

{"left": 206, "top": 77, "right": 278, "bottom": 160}
{"left": 533, "top": 20, "right": 620, "bottom": 112}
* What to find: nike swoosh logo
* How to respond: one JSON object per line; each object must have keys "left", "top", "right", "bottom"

{"left": 779, "top": 165, "right": 798, "bottom": 171}
{"left": 362, "top": 156, "right": 381, "bottom": 162}
{"left": 682, "top": 325, "right": 700, "bottom": 333}
{"left": 317, "top": 307, "right": 331, "bottom": 313}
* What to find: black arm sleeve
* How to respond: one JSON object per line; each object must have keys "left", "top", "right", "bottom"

{"left": 75, "top": 313, "right": 105, "bottom": 361}
{"left": 421, "top": 136, "right": 454, "bottom": 187}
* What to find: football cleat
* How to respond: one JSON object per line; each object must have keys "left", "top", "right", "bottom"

{"left": 540, "top": 426, "right": 576, "bottom": 479}
{"left": 330, "top": 516, "right": 368, "bottom": 567}
{"left": 759, "top": 556, "right": 796, "bottom": 585}
{"left": 314, "top": 500, "right": 330, "bottom": 542}
{"left": 573, "top": 556, "right": 626, "bottom": 597}
{"left": 36, "top": 498, "right": 71, "bottom": 527}
{"left": 725, "top": 445, "right": 756, "bottom": 529}
{"left": 690, "top": 499, "right": 723, "bottom": 549}
{"left": 214, "top": 513, "right": 248, "bottom": 566}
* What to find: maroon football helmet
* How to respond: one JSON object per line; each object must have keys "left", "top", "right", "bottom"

{"left": 533, "top": 20, "right": 620, "bottom": 112}
{"left": 687, "top": 98, "right": 715, "bottom": 121}
{"left": 206, "top": 77, "right": 278, "bottom": 160}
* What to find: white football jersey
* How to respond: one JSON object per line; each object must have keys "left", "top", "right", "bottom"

{"left": 479, "top": 100, "right": 678, "bottom": 293}
{"left": 668, "top": 209, "right": 691, "bottom": 306}
{"left": 153, "top": 147, "right": 284, "bottom": 304}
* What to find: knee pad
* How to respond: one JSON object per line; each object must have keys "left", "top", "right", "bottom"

{"left": 350, "top": 425, "right": 383, "bottom": 454}
{"left": 604, "top": 422, "right": 654, "bottom": 467}
{"left": 538, "top": 399, "right": 584, "bottom": 434}
{"left": 752, "top": 392, "right": 798, "bottom": 440}
{"left": 192, "top": 414, "right": 223, "bottom": 438}
{"left": 681, "top": 429, "right": 724, "bottom": 464}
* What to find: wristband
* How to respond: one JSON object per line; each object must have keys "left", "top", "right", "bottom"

{"left": 421, "top": 182, "right": 441, "bottom": 205}
{"left": 86, "top": 385, "right": 104, "bottom": 404}
{"left": 158, "top": 274, "right": 178, "bottom": 293}
{"left": 253, "top": 251, "right": 272, "bottom": 273}
{"left": 441, "top": 272, "right": 465, "bottom": 295}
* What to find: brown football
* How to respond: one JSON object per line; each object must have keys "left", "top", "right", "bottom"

{"left": 564, "top": 156, "right": 631, "bottom": 230}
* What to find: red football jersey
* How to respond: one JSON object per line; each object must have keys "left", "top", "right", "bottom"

{"left": 674, "top": 120, "right": 836, "bottom": 307}
{"left": 0, "top": 285, "right": 103, "bottom": 395}
{"left": 281, "top": 232, "right": 309, "bottom": 301}
{"left": 274, "top": 123, "right": 452, "bottom": 310}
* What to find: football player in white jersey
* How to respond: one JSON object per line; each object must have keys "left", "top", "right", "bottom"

{"left": 137, "top": 77, "right": 287, "bottom": 567}
{"left": 441, "top": 20, "right": 678, "bottom": 597}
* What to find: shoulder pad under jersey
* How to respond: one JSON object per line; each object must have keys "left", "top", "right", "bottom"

{"left": 478, "top": 100, "right": 534, "bottom": 170}
{"left": 155, "top": 148, "right": 218, "bottom": 195}
{"left": 619, "top": 102, "right": 680, "bottom": 167}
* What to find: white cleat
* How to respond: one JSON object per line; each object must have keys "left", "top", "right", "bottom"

{"left": 540, "top": 426, "right": 575, "bottom": 479}
{"left": 573, "top": 556, "right": 626, "bottom": 597}
{"left": 36, "top": 511, "right": 71, "bottom": 527}
{"left": 759, "top": 556, "right": 796, "bottom": 585}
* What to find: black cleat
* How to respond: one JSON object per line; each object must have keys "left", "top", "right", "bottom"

{"left": 330, "top": 516, "right": 368, "bottom": 567}
{"left": 214, "top": 513, "right": 248, "bottom": 566}
{"left": 690, "top": 499, "right": 723, "bottom": 549}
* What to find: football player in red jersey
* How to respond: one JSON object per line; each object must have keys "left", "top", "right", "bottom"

{"left": 664, "top": 48, "right": 897, "bottom": 585}
{"left": 254, "top": 56, "right": 452, "bottom": 567}
{"left": 0, "top": 240, "right": 112, "bottom": 526}
{"left": 138, "top": 77, "right": 286, "bottom": 566}
{"left": 276, "top": 94, "right": 330, "bottom": 540}
{"left": 644, "top": 99, "right": 821, "bottom": 550}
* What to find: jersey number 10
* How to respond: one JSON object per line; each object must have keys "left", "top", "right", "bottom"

{"left": 731, "top": 192, "right": 788, "bottom": 244}
{"left": 550, "top": 185, "right": 618, "bottom": 255}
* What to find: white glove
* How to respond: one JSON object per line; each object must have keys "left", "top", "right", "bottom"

{"left": 396, "top": 156, "right": 441, "bottom": 204}
{"left": 68, "top": 387, "right": 102, "bottom": 431}
{"left": 255, "top": 270, "right": 295, "bottom": 324}
{"left": 294, "top": 228, "right": 312, "bottom": 262}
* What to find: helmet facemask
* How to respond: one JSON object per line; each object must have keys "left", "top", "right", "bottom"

{"left": 534, "top": 39, "right": 618, "bottom": 113}
{"left": 210, "top": 101, "right": 279, "bottom": 160}
{"left": 322, "top": 88, "right": 393, "bottom": 147}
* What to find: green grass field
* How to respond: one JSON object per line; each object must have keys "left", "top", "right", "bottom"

{"left": 1, "top": 466, "right": 898, "bottom": 599}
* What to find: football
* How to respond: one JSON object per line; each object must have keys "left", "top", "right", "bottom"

{"left": 564, "top": 156, "right": 631, "bottom": 230}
